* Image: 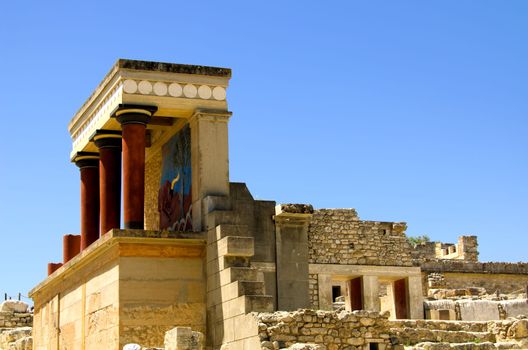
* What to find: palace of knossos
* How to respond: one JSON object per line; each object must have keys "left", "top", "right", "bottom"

{"left": 1, "top": 59, "right": 527, "bottom": 350}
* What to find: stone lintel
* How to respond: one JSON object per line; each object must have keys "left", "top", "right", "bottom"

{"left": 309, "top": 263, "right": 422, "bottom": 279}
{"left": 29, "top": 229, "right": 206, "bottom": 298}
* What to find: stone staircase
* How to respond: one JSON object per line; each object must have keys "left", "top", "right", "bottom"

{"left": 389, "top": 320, "right": 526, "bottom": 350}
{"left": 206, "top": 215, "right": 274, "bottom": 349}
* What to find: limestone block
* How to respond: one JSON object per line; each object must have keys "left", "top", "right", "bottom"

{"left": 164, "top": 327, "right": 204, "bottom": 350}
{"left": 0, "top": 301, "right": 28, "bottom": 313}
{"left": 287, "top": 344, "right": 326, "bottom": 350}
{"left": 214, "top": 236, "right": 254, "bottom": 259}
{"left": 507, "top": 319, "right": 528, "bottom": 339}
{"left": 219, "top": 267, "right": 260, "bottom": 286}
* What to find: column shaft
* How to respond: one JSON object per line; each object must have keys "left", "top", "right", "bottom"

{"left": 93, "top": 131, "right": 122, "bottom": 234}
{"left": 80, "top": 165, "right": 100, "bottom": 248}
{"left": 47, "top": 262, "right": 63, "bottom": 276}
{"left": 122, "top": 123, "right": 146, "bottom": 229}
{"left": 63, "top": 234, "right": 81, "bottom": 263}
{"left": 114, "top": 104, "right": 157, "bottom": 230}
{"left": 74, "top": 152, "right": 100, "bottom": 250}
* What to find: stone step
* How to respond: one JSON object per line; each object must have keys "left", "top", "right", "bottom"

{"left": 219, "top": 267, "right": 261, "bottom": 286}
{"left": 207, "top": 236, "right": 254, "bottom": 262}
{"left": 216, "top": 236, "right": 254, "bottom": 258}
{"left": 216, "top": 295, "right": 274, "bottom": 321}
{"left": 203, "top": 195, "right": 231, "bottom": 214}
{"left": 392, "top": 327, "right": 496, "bottom": 345}
{"left": 208, "top": 281, "right": 267, "bottom": 308}
{"left": 207, "top": 256, "right": 251, "bottom": 276}
{"left": 208, "top": 224, "right": 250, "bottom": 242}
{"left": 391, "top": 320, "right": 489, "bottom": 333}
{"left": 206, "top": 210, "right": 247, "bottom": 230}
{"left": 224, "top": 281, "right": 266, "bottom": 298}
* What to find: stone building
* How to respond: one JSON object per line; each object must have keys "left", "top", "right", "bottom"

{"left": 28, "top": 59, "right": 528, "bottom": 350}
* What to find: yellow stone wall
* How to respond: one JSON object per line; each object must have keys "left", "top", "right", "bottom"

{"left": 119, "top": 250, "right": 206, "bottom": 347}
{"left": 145, "top": 148, "right": 162, "bottom": 230}
{"left": 30, "top": 231, "right": 206, "bottom": 350}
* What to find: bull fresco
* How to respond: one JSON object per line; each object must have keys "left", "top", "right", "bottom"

{"left": 158, "top": 125, "right": 192, "bottom": 231}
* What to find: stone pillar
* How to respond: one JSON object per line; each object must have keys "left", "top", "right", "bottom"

{"left": 317, "top": 274, "right": 334, "bottom": 310}
{"left": 362, "top": 275, "right": 380, "bottom": 312}
{"left": 407, "top": 275, "right": 425, "bottom": 319}
{"left": 73, "top": 152, "right": 100, "bottom": 250}
{"left": 63, "top": 234, "right": 81, "bottom": 263}
{"left": 274, "top": 204, "right": 313, "bottom": 311}
{"left": 189, "top": 109, "right": 231, "bottom": 231}
{"left": 47, "top": 263, "right": 62, "bottom": 276}
{"left": 114, "top": 104, "right": 157, "bottom": 229}
{"left": 92, "top": 130, "right": 122, "bottom": 234}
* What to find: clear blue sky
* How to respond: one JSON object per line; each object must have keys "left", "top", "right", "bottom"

{"left": 1, "top": 1, "right": 526, "bottom": 300}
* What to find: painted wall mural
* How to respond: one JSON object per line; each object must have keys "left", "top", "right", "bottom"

{"left": 158, "top": 125, "right": 192, "bottom": 231}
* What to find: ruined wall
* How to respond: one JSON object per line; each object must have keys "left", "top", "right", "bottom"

{"left": 411, "top": 236, "right": 479, "bottom": 263}
{"left": 308, "top": 274, "right": 319, "bottom": 309}
{"left": 435, "top": 273, "right": 528, "bottom": 295}
{"left": 308, "top": 209, "right": 412, "bottom": 267}
{"left": 0, "top": 327, "right": 32, "bottom": 350}
{"left": 0, "top": 311, "right": 32, "bottom": 328}
{"left": 257, "top": 309, "right": 393, "bottom": 350}
{"left": 420, "top": 261, "right": 528, "bottom": 294}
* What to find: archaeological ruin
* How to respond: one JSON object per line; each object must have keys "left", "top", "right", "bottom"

{"left": 2, "top": 59, "right": 527, "bottom": 350}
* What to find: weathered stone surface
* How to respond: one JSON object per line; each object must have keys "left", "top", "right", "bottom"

{"left": 257, "top": 309, "right": 391, "bottom": 350}
{"left": 281, "top": 204, "right": 314, "bottom": 214}
{"left": 0, "top": 301, "right": 28, "bottom": 313}
{"left": 308, "top": 209, "right": 412, "bottom": 266}
{"left": 507, "top": 319, "right": 528, "bottom": 339}
{"left": 287, "top": 343, "right": 326, "bottom": 350}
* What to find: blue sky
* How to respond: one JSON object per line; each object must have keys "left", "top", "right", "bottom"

{"left": 0, "top": 1, "right": 526, "bottom": 300}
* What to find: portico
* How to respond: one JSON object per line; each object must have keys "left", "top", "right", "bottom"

{"left": 30, "top": 59, "right": 233, "bottom": 349}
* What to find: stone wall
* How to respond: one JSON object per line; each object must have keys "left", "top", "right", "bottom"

{"left": 0, "top": 327, "right": 32, "bottom": 350}
{"left": 145, "top": 148, "right": 162, "bottom": 230}
{"left": 257, "top": 309, "right": 394, "bottom": 350}
{"left": 420, "top": 261, "right": 528, "bottom": 275}
{"left": 0, "top": 302, "right": 33, "bottom": 350}
{"left": 411, "top": 236, "right": 479, "bottom": 263}
{"left": 308, "top": 274, "right": 319, "bottom": 309}
{"left": 420, "top": 262, "right": 528, "bottom": 295}
{"left": 308, "top": 209, "right": 412, "bottom": 267}
{"left": 0, "top": 311, "right": 32, "bottom": 328}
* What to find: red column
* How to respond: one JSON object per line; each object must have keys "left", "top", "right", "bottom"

{"left": 93, "top": 130, "right": 122, "bottom": 234}
{"left": 114, "top": 105, "right": 157, "bottom": 229}
{"left": 47, "top": 262, "right": 63, "bottom": 276}
{"left": 73, "top": 152, "right": 100, "bottom": 249}
{"left": 63, "top": 234, "right": 81, "bottom": 263}
{"left": 394, "top": 278, "right": 409, "bottom": 319}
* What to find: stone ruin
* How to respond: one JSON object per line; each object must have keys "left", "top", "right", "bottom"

{"left": 1, "top": 59, "right": 525, "bottom": 350}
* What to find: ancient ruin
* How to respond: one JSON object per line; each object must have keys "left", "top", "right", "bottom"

{"left": 2, "top": 59, "right": 526, "bottom": 350}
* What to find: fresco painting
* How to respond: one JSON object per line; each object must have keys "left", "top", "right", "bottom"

{"left": 158, "top": 125, "right": 192, "bottom": 231}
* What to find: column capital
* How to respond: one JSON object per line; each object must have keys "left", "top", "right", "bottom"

{"left": 91, "top": 130, "right": 122, "bottom": 149}
{"left": 274, "top": 204, "right": 314, "bottom": 227}
{"left": 112, "top": 104, "right": 158, "bottom": 125}
{"left": 189, "top": 108, "right": 232, "bottom": 125}
{"left": 72, "top": 152, "right": 99, "bottom": 169}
